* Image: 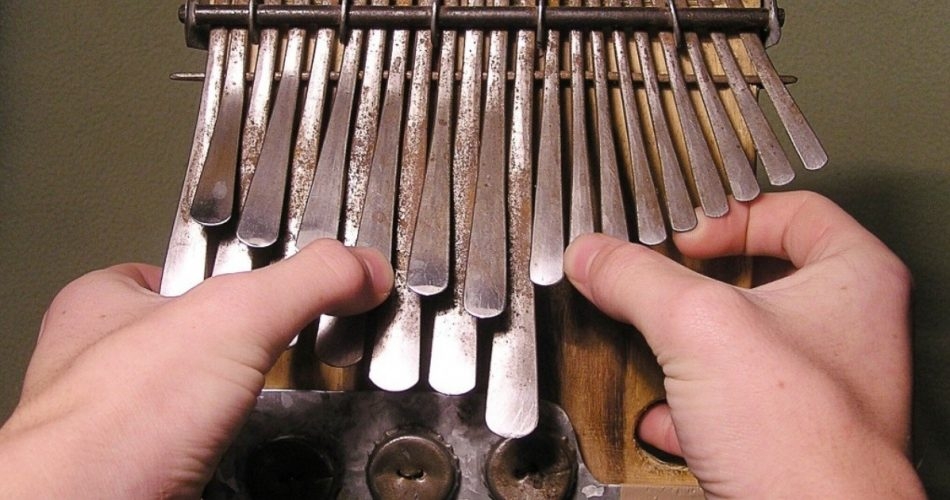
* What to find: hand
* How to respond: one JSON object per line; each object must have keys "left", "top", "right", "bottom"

{"left": 564, "top": 192, "right": 924, "bottom": 498}
{"left": 0, "top": 240, "right": 393, "bottom": 498}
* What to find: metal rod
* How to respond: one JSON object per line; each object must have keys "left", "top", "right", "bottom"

{"left": 182, "top": 4, "right": 779, "bottom": 40}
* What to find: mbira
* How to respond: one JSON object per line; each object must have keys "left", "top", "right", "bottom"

{"left": 164, "top": 0, "right": 826, "bottom": 497}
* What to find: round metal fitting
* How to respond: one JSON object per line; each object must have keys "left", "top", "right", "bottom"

{"left": 366, "top": 428, "right": 459, "bottom": 500}
{"left": 245, "top": 435, "right": 341, "bottom": 500}
{"left": 484, "top": 431, "right": 577, "bottom": 500}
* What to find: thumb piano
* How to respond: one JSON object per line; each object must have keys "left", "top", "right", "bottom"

{"left": 163, "top": 0, "right": 825, "bottom": 497}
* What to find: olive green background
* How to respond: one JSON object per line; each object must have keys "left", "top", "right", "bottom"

{"left": 1, "top": 1, "right": 947, "bottom": 495}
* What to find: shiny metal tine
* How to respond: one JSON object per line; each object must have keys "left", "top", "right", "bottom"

{"left": 161, "top": 26, "right": 228, "bottom": 296}
{"left": 314, "top": 0, "right": 389, "bottom": 367}
{"left": 297, "top": 1, "right": 366, "bottom": 249}
{"left": 463, "top": 1, "right": 508, "bottom": 319}
{"left": 630, "top": 0, "right": 696, "bottom": 232}
{"left": 529, "top": 10, "right": 564, "bottom": 285}
{"left": 429, "top": 0, "right": 482, "bottom": 396}
{"left": 486, "top": 0, "right": 538, "bottom": 438}
{"left": 723, "top": 0, "right": 826, "bottom": 171}
{"left": 588, "top": 0, "right": 629, "bottom": 240}
{"left": 236, "top": 24, "right": 306, "bottom": 248}
{"left": 366, "top": 7, "right": 416, "bottom": 391}
{"left": 190, "top": 28, "right": 247, "bottom": 227}
{"left": 695, "top": 0, "right": 792, "bottom": 186}
{"left": 607, "top": 0, "right": 665, "bottom": 245}
{"left": 568, "top": 0, "right": 594, "bottom": 241}
{"left": 407, "top": 0, "right": 458, "bottom": 296}
{"left": 214, "top": 3, "right": 281, "bottom": 277}
{"left": 656, "top": 0, "right": 727, "bottom": 218}
{"left": 676, "top": 0, "right": 758, "bottom": 202}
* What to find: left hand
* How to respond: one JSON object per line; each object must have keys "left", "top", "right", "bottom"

{"left": 0, "top": 239, "right": 393, "bottom": 498}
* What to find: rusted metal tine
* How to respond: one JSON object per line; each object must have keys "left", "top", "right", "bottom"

{"left": 723, "top": 0, "right": 826, "bottom": 171}
{"left": 428, "top": 0, "right": 482, "bottom": 396}
{"left": 629, "top": 0, "right": 696, "bottom": 232}
{"left": 316, "top": 0, "right": 390, "bottom": 367}
{"left": 568, "top": 0, "right": 594, "bottom": 241}
{"left": 407, "top": 0, "right": 458, "bottom": 296}
{"left": 696, "top": 0, "right": 792, "bottom": 185}
{"left": 655, "top": 0, "right": 728, "bottom": 218}
{"left": 214, "top": 0, "right": 281, "bottom": 277}
{"left": 529, "top": 0, "right": 564, "bottom": 285}
{"left": 676, "top": 0, "right": 758, "bottom": 202}
{"left": 364, "top": 0, "right": 417, "bottom": 391}
{"left": 372, "top": 0, "right": 434, "bottom": 391}
{"left": 297, "top": 0, "right": 367, "bottom": 366}
{"left": 283, "top": 3, "right": 336, "bottom": 256}
{"left": 464, "top": 0, "right": 509, "bottom": 318}
{"left": 161, "top": 26, "right": 228, "bottom": 296}
{"left": 486, "top": 0, "right": 539, "bottom": 439}
{"left": 589, "top": 0, "right": 628, "bottom": 240}
{"left": 236, "top": 23, "right": 306, "bottom": 248}
{"left": 606, "top": 0, "right": 665, "bottom": 245}
{"left": 190, "top": 27, "right": 247, "bottom": 227}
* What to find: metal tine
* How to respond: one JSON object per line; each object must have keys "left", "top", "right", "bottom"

{"left": 695, "top": 0, "right": 792, "bottom": 186}
{"left": 675, "top": 0, "right": 758, "bottom": 202}
{"left": 283, "top": 2, "right": 337, "bottom": 255}
{"left": 485, "top": 0, "right": 538, "bottom": 439}
{"left": 605, "top": 0, "right": 666, "bottom": 245}
{"left": 213, "top": 0, "right": 281, "bottom": 277}
{"left": 568, "top": 0, "right": 594, "bottom": 241}
{"left": 190, "top": 27, "right": 247, "bottom": 227}
{"left": 629, "top": 0, "right": 696, "bottom": 232}
{"left": 312, "top": 0, "right": 390, "bottom": 367}
{"left": 296, "top": 0, "right": 367, "bottom": 366}
{"left": 529, "top": 2, "right": 564, "bottom": 285}
{"left": 407, "top": 0, "right": 458, "bottom": 296}
{"left": 364, "top": 0, "right": 417, "bottom": 391}
{"left": 655, "top": 0, "right": 728, "bottom": 217}
{"left": 464, "top": 0, "right": 509, "bottom": 318}
{"left": 236, "top": 21, "right": 306, "bottom": 248}
{"left": 588, "top": 0, "right": 629, "bottom": 240}
{"left": 298, "top": 0, "right": 366, "bottom": 249}
{"left": 428, "top": 0, "right": 483, "bottom": 396}
{"left": 161, "top": 25, "right": 229, "bottom": 296}
{"left": 723, "top": 0, "right": 827, "bottom": 171}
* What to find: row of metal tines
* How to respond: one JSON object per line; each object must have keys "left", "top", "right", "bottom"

{"left": 163, "top": 0, "right": 825, "bottom": 437}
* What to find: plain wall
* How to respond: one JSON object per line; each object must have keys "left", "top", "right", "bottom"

{"left": 1, "top": 1, "right": 947, "bottom": 495}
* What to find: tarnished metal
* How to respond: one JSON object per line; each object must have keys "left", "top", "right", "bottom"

{"left": 485, "top": 0, "right": 538, "bottom": 439}
{"left": 630, "top": 0, "right": 696, "bottom": 232}
{"left": 485, "top": 431, "right": 578, "bottom": 499}
{"left": 725, "top": 0, "right": 827, "bottom": 171}
{"left": 656, "top": 2, "right": 728, "bottom": 218}
{"left": 366, "top": 428, "right": 459, "bottom": 499}
{"left": 183, "top": 2, "right": 780, "bottom": 33}
{"left": 589, "top": 0, "right": 628, "bottom": 240}
{"left": 464, "top": 0, "right": 509, "bottom": 319}
{"left": 427, "top": 0, "right": 481, "bottom": 397}
{"left": 529, "top": 21, "right": 564, "bottom": 285}
{"left": 160, "top": 26, "right": 227, "bottom": 296}
{"left": 189, "top": 28, "right": 246, "bottom": 227}
{"left": 235, "top": 24, "right": 305, "bottom": 248}
{"left": 677, "top": 0, "right": 758, "bottom": 202}
{"left": 568, "top": 0, "right": 594, "bottom": 241}
{"left": 608, "top": 0, "right": 666, "bottom": 245}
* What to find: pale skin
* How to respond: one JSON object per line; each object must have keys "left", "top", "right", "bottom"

{"left": 0, "top": 192, "right": 925, "bottom": 498}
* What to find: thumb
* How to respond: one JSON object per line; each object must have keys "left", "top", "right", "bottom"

{"left": 142, "top": 239, "right": 393, "bottom": 373}
{"left": 563, "top": 233, "right": 723, "bottom": 355}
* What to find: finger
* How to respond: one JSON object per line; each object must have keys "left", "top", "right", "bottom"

{"left": 141, "top": 239, "right": 393, "bottom": 371}
{"left": 563, "top": 234, "right": 721, "bottom": 344}
{"left": 672, "top": 191, "right": 888, "bottom": 270}
{"left": 637, "top": 402, "right": 683, "bottom": 458}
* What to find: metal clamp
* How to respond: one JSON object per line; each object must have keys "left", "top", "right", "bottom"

{"left": 536, "top": 2, "right": 546, "bottom": 53}
{"left": 430, "top": 0, "right": 440, "bottom": 41}
{"left": 247, "top": 0, "right": 260, "bottom": 43}
{"left": 666, "top": 0, "right": 682, "bottom": 49}
{"left": 183, "top": 0, "right": 209, "bottom": 49}
{"left": 764, "top": 0, "right": 782, "bottom": 47}
{"left": 339, "top": 0, "right": 352, "bottom": 41}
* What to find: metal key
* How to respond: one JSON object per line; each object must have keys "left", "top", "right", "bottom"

{"left": 568, "top": 0, "right": 595, "bottom": 241}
